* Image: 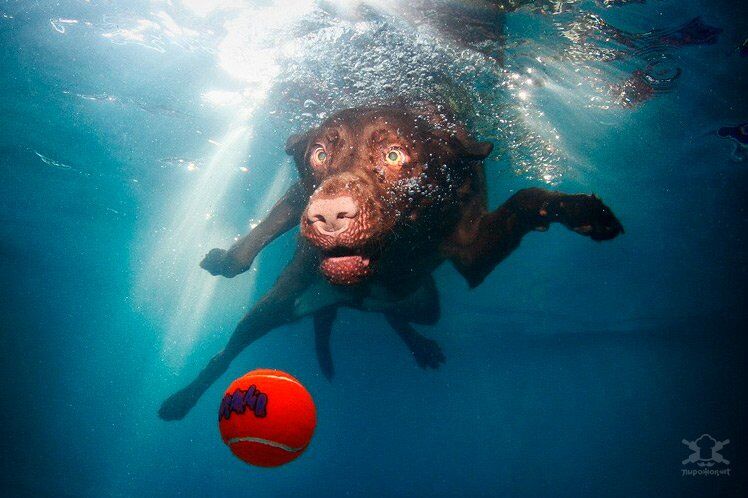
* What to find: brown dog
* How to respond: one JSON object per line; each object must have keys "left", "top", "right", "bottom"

{"left": 159, "top": 103, "right": 622, "bottom": 420}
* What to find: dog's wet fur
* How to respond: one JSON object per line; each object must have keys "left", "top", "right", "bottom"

{"left": 159, "top": 103, "right": 623, "bottom": 421}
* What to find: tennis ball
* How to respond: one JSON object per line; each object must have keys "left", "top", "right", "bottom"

{"left": 218, "top": 369, "right": 316, "bottom": 467}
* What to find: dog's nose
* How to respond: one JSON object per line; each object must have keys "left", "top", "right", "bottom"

{"left": 306, "top": 196, "right": 359, "bottom": 236}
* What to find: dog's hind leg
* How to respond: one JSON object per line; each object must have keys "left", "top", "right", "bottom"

{"left": 314, "top": 307, "right": 338, "bottom": 381}
{"left": 158, "top": 241, "right": 317, "bottom": 420}
{"left": 385, "top": 313, "right": 445, "bottom": 370}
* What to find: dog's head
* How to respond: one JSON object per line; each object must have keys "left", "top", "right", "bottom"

{"left": 286, "top": 104, "right": 492, "bottom": 285}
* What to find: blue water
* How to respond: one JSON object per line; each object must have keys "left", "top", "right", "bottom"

{"left": 1, "top": 1, "right": 746, "bottom": 496}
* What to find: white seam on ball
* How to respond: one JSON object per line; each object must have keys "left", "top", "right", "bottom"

{"left": 226, "top": 436, "right": 306, "bottom": 453}
{"left": 250, "top": 374, "right": 302, "bottom": 387}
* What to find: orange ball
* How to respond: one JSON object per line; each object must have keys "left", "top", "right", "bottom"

{"left": 218, "top": 369, "right": 316, "bottom": 467}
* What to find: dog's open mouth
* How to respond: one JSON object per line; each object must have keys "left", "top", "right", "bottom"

{"left": 319, "top": 247, "right": 374, "bottom": 285}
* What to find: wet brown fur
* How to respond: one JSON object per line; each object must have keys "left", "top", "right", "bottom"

{"left": 158, "top": 103, "right": 623, "bottom": 420}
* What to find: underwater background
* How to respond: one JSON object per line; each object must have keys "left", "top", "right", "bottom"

{"left": 1, "top": 0, "right": 746, "bottom": 496}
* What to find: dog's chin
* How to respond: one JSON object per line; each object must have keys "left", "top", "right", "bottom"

{"left": 319, "top": 255, "right": 373, "bottom": 285}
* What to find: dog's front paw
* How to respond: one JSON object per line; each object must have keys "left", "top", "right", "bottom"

{"left": 559, "top": 194, "right": 624, "bottom": 241}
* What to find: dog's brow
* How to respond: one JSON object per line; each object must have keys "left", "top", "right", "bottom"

{"left": 369, "top": 128, "right": 390, "bottom": 144}
{"left": 325, "top": 129, "right": 341, "bottom": 143}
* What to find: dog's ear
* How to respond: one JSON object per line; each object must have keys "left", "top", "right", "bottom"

{"left": 458, "top": 136, "right": 493, "bottom": 160}
{"left": 285, "top": 131, "right": 310, "bottom": 157}
{"left": 415, "top": 101, "right": 493, "bottom": 161}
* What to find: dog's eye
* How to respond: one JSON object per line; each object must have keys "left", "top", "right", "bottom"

{"left": 385, "top": 147, "right": 405, "bottom": 168}
{"left": 310, "top": 146, "right": 328, "bottom": 167}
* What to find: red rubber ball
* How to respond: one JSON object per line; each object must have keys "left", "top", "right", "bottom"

{"left": 218, "top": 369, "right": 316, "bottom": 467}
